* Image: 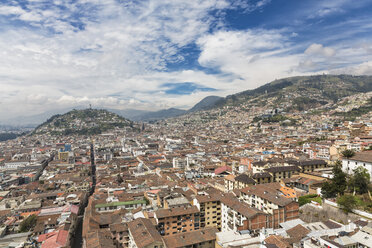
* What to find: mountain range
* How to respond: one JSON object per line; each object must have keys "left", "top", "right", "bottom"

{"left": 114, "top": 95, "right": 224, "bottom": 121}
{"left": 2, "top": 74, "right": 372, "bottom": 128}
{"left": 1, "top": 95, "right": 224, "bottom": 126}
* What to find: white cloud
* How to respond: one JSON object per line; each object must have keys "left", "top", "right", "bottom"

{"left": 0, "top": 0, "right": 371, "bottom": 122}
{"left": 256, "top": 0, "right": 271, "bottom": 8}
{"left": 331, "top": 61, "right": 372, "bottom": 75}
{"left": 298, "top": 59, "right": 316, "bottom": 70}
{"left": 0, "top": 0, "right": 243, "bottom": 120}
{"left": 305, "top": 43, "right": 336, "bottom": 57}
{"left": 197, "top": 29, "right": 301, "bottom": 89}
{"left": 0, "top": 6, "right": 25, "bottom": 15}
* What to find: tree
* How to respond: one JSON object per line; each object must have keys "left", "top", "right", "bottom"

{"left": 19, "top": 215, "right": 37, "bottom": 233}
{"left": 337, "top": 195, "right": 357, "bottom": 213}
{"left": 350, "top": 166, "right": 370, "bottom": 194}
{"left": 332, "top": 162, "right": 347, "bottom": 195}
{"left": 116, "top": 174, "right": 123, "bottom": 184}
{"left": 321, "top": 181, "right": 337, "bottom": 198}
{"left": 342, "top": 149, "right": 355, "bottom": 158}
{"left": 321, "top": 161, "right": 347, "bottom": 198}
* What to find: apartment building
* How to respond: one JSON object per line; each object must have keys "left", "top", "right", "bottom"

{"left": 224, "top": 175, "right": 235, "bottom": 192}
{"left": 224, "top": 174, "right": 256, "bottom": 192}
{"left": 290, "top": 159, "right": 328, "bottom": 173}
{"left": 220, "top": 193, "right": 269, "bottom": 233}
{"left": 252, "top": 172, "right": 272, "bottom": 184}
{"left": 154, "top": 206, "right": 200, "bottom": 236}
{"left": 238, "top": 183, "right": 299, "bottom": 228}
{"left": 193, "top": 194, "right": 222, "bottom": 230}
{"left": 234, "top": 174, "right": 256, "bottom": 189}
{"left": 264, "top": 166, "right": 300, "bottom": 182}
{"left": 95, "top": 199, "right": 147, "bottom": 212}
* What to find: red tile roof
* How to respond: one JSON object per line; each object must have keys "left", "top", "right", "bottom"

{"left": 214, "top": 165, "right": 232, "bottom": 175}
{"left": 40, "top": 230, "right": 69, "bottom": 248}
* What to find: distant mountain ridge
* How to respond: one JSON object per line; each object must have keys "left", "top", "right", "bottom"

{"left": 126, "top": 95, "right": 224, "bottom": 121}
{"left": 4, "top": 74, "right": 372, "bottom": 127}
{"left": 188, "top": 96, "right": 224, "bottom": 113}
{"left": 128, "top": 75, "right": 372, "bottom": 121}
{"left": 129, "top": 108, "right": 187, "bottom": 122}
{"left": 216, "top": 75, "right": 372, "bottom": 109}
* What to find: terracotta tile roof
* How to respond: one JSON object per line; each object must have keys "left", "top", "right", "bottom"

{"left": 155, "top": 206, "right": 199, "bottom": 219}
{"left": 195, "top": 193, "right": 221, "bottom": 203}
{"left": 85, "top": 229, "right": 116, "bottom": 248}
{"left": 221, "top": 193, "right": 266, "bottom": 219}
{"left": 235, "top": 174, "right": 256, "bottom": 184}
{"left": 109, "top": 222, "right": 128, "bottom": 233}
{"left": 288, "top": 159, "right": 327, "bottom": 166}
{"left": 224, "top": 174, "right": 236, "bottom": 182}
{"left": 265, "top": 235, "right": 291, "bottom": 248}
{"left": 252, "top": 172, "right": 272, "bottom": 179}
{"left": 40, "top": 229, "right": 69, "bottom": 248}
{"left": 127, "top": 218, "right": 163, "bottom": 248}
{"left": 345, "top": 151, "right": 372, "bottom": 163}
{"left": 214, "top": 165, "right": 232, "bottom": 175}
{"left": 264, "top": 165, "right": 300, "bottom": 173}
{"left": 163, "top": 227, "right": 218, "bottom": 248}
{"left": 240, "top": 184, "right": 293, "bottom": 207}
{"left": 286, "top": 224, "right": 310, "bottom": 242}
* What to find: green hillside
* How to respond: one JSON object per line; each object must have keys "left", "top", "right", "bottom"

{"left": 32, "top": 109, "right": 134, "bottom": 136}
{"left": 214, "top": 75, "right": 372, "bottom": 111}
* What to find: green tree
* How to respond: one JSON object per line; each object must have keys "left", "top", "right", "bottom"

{"left": 350, "top": 166, "right": 370, "bottom": 194}
{"left": 332, "top": 161, "right": 347, "bottom": 195}
{"left": 321, "top": 161, "right": 347, "bottom": 198}
{"left": 342, "top": 149, "right": 355, "bottom": 158}
{"left": 19, "top": 215, "right": 37, "bottom": 233}
{"left": 337, "top": 195, "right": 357, "bottom": 213}
{"left": 321, "top": 181, "right": 338, "bottom": 198}
{"left": 116, "top": 174, "right": 123, "bottom": 184}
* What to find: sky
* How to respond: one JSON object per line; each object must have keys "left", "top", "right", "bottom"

{"left": 1, "top": 0, "right": 372, "bottom": 121}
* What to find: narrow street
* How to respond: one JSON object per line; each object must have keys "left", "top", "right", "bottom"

{"left": 71, "top": 142, "right": 96, "bottom": 248}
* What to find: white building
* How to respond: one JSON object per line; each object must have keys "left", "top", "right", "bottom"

{"left": 342, "top": 152, "right": 372, "bottom": 181}
{"left": 3, "top": 160, "right": 30, "bottom": 170}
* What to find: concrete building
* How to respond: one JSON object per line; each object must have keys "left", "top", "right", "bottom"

{"left": 154, "top": 206, "right": 200, "bottom": 236}
{"left": 193, "top": 194, "right": 222, "bottom": 230}
{"left": 238, "top": 183, "right": 299, "bottom": 228}
{"left": 342, "top": 151, "right": 372, "bottom": 181}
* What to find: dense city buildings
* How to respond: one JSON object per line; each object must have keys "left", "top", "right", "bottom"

{"left": 0, "top": 84, "right": 371, "bottom": 248}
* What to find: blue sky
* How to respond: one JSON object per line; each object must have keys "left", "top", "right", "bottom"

{"left": 0, "top": 0, "right": 372, "bottom": 120}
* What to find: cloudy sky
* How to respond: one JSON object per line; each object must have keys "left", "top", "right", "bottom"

{"left": 1, "top": 0, "right": 372, "bottom": 121}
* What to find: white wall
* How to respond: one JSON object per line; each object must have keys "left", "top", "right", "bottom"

{"left": 342, "top": 158, "right": 372, "bottom": 181}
